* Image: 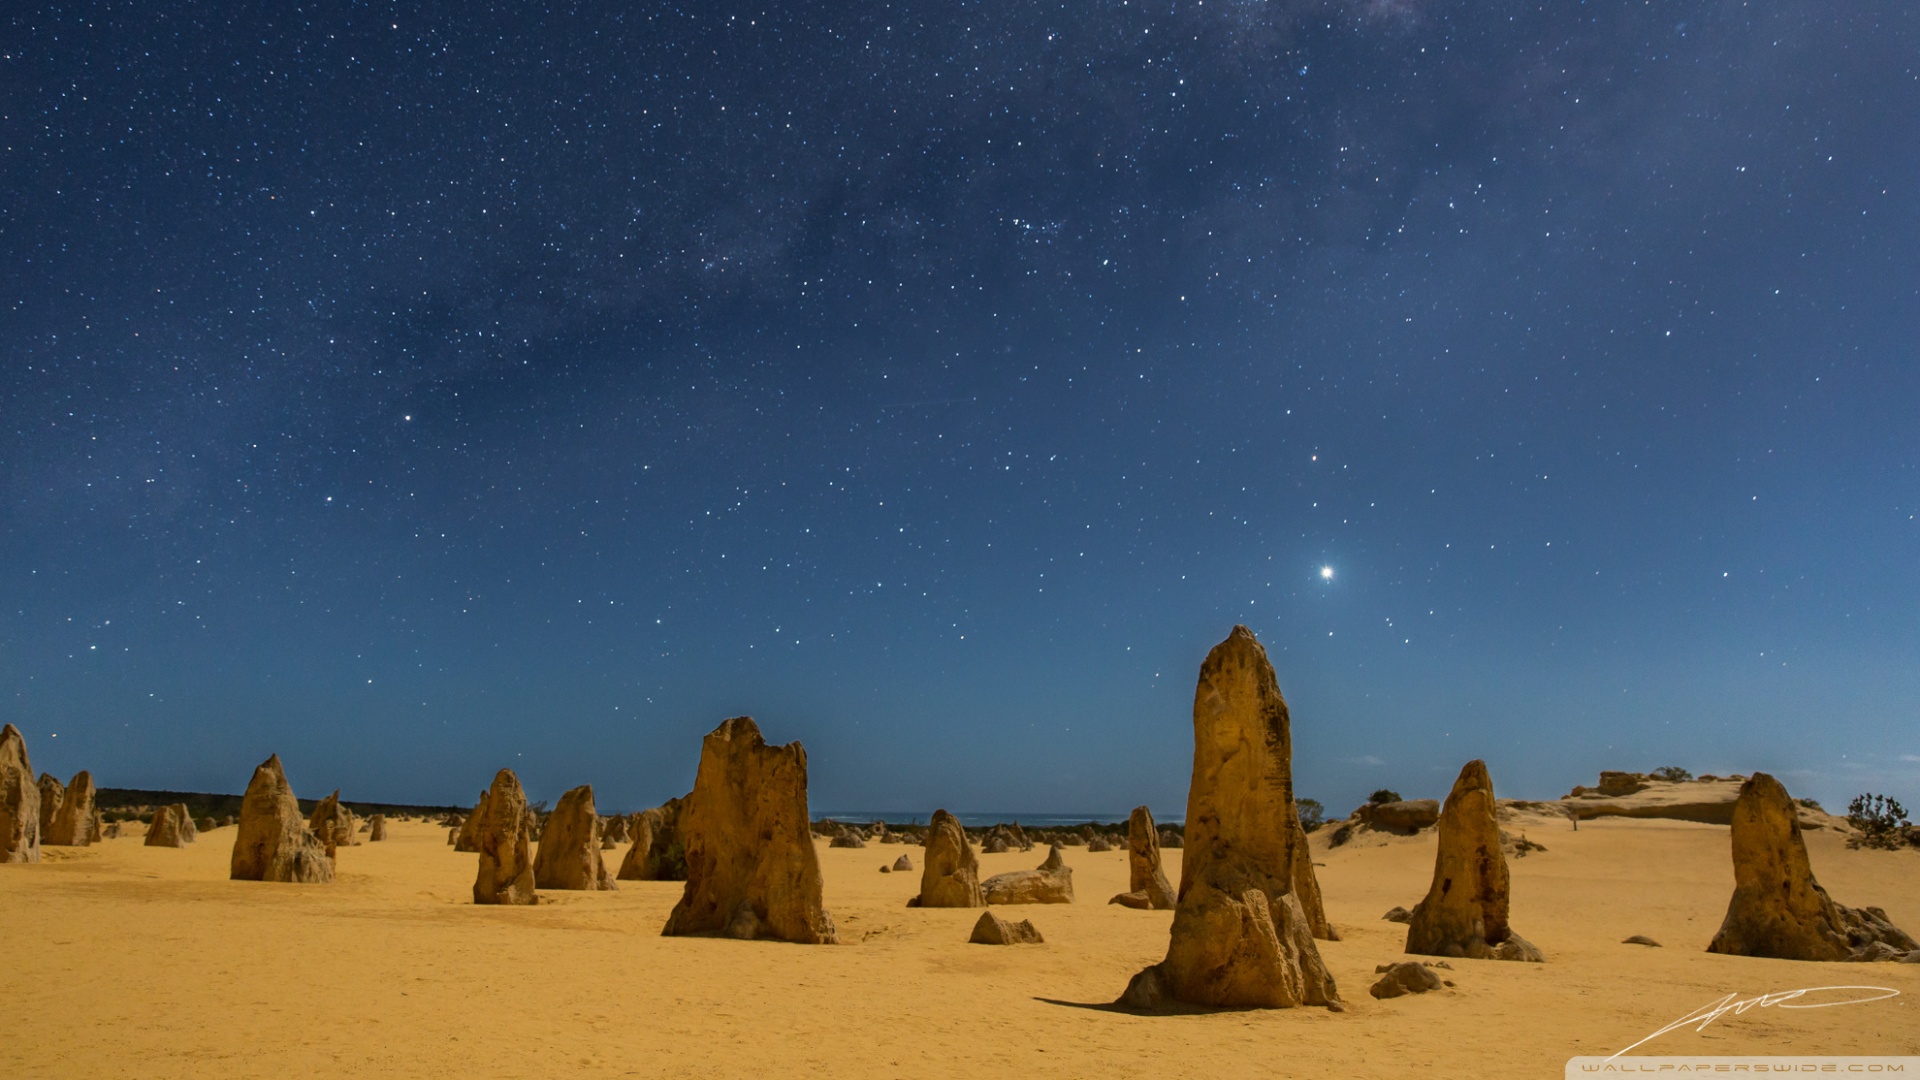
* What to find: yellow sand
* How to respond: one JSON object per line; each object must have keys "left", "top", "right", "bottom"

{"left": 4, "top": 814, "right": 1916, "bottom": 1078}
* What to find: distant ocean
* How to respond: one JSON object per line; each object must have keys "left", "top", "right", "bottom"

{"left": 813, "top": 810, "right": 1179, "bottom": 827}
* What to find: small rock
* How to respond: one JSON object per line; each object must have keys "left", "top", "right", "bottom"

{"left": 1369, "top": 961, "right": 1444, "bottom": 1000}
{"left": 892, "top": 853, "right": 914, "bottom": 872}
{"left": 1382, "top": 906, "right": 1413, "bottom": 924}
{"left": 969, "top": 910, "right": 1043, "bottom": 945}
{"left": 1622, "top": 934, "right": 1662, "bottom": 947}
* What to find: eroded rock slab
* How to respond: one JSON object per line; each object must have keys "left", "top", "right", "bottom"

{"left": 534, "top": 784, "right": 615, "bottom": 891}
{"left": 0, "top": 725, "right": 40, "bottom": 864}
{"left": 970, "top": 910, "right": 1044, "bottom": 945}
{"left": 46, "top": 771, "right": 96, "bottom": 847}
{"left": 982, "top": 843, "right": 1074, "bottom": 904}
{"left": 661, "top": 717, "right": 835, "bottom": 944}
{"left": 617, "top": 797, "right": 688, "bottom": 881}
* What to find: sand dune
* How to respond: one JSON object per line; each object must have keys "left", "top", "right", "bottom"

{"left": 4, "top": 814, "right": 1916, "bottom": 1078}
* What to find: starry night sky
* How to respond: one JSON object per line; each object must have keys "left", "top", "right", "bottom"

{"left": 4, "top": 1, "right": 1917, "bottom": 818}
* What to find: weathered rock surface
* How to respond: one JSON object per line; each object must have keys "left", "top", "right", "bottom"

{"left": 0, "top": 724, "right": 39, "bottom": 864}
{"left": 230, "top": 755, "right": 334, "bottom": 883}
{"left": 603, "top": 816, "right": 630, "bottom": 844}
{"left": 472, "top": 769, "right": 538, "bottom": 905}
{"left": 368, "top": 814, "right": 388, "bottom": 842}
{"left": 1108, "top": 805, "right": 1176, "bottom": 910}
{"left": 829, "top": 825, "right": 867, "bottom": 849}
{"left": 661, "top": 717, "right": 836, "bottom": 944}
{"left": 1405, "top": 760, "right": 1541, "bottom": 962}
{"left": 1561, "top": 771, "right": 1847, "bottom": 829}
{"left": 1086, "top": 836, "right": 1113, "bottom": 853}
{"left": 453, "top": 790, "right": 489, "bottom": 853}
{"left": 38, "top": 773, "right": 64, "bottom": 839}
{"left": 1369, "top": 961, "right": 1445, "bottom": 999}
{"left": 970, "top": 910, "right": 1044, "bottom": 945}
{"left": 174, "top": 804, "right": 200, "bottom": 843}
{"left": 308, "top": 790, "right": 359, "bottom": 851}
{"left": 892, "top": 853, "right": 914, "bottom": 872}
{"left": 533, "top": 784, "right": 615, "bottom": 891}
{"left": 46, "top": 770, "right": 97, "bottom": 847}
{"left": 910, "top": 808, "right": 983, "bottom": 908}
{"left": 145, "top": 803, "right": 193, "bottom": 847}
{"left": 1707, "top": 773, "right": 1917, "bottom": 961}
{"left": 1117, "top": 626, "right": 1340, "bottom": 1010}
{"left": 1367, "top": 799, "right": 1441, "bottom": 832}
{"left": 1383, "top": 906, "right": 1413, "bottom": 924}
{"left": 617, "top": 797, "right": 688, "bottom": 881}
{"left": 982, "top": 843, "right": 1075, "bottom": 904}
{"left": 1158, "top": 829, "right": 1183, "bottom": 849}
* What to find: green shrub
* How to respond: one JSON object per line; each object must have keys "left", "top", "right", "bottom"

{"left": 1847, "top": 794, "right": 1910, "bottom": 850}
{"left": 1367, "top": 789, "right": 1402, "bottom": 805}
{"left": 1296, "top": 798, "right": 1325, "bottom": 832}
{"left": 1650, "top": 766, "right": 1692, "bottom": 782}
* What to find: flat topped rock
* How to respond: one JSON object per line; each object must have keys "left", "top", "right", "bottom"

{"left": 982, "top": 843, "right": 1074, "bottom": 905}
{"left": 662, "top": 717, "right": 836, "bottom": 944}
{"left": 1561, "top": 773, "right": 1846, "bottom": 829}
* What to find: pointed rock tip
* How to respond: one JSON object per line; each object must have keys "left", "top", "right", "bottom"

{"left": 1451, "top": 758, "right": 1494, "bottom": 797}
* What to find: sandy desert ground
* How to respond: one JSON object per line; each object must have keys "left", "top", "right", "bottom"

{"left": 4, "top": 813, "right": 1917, "bottom": 1079}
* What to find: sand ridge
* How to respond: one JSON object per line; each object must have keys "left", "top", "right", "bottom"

{"left": 3, "top": 814, "right": 1917, "bottom": 1079}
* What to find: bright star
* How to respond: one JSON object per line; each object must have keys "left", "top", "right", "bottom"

{"left": 1320, "top": 566, "right": 1334, "bottom": 581}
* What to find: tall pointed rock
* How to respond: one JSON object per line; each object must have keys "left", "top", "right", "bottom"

{"left": 910, "top": 808, "right": 984, "bottom": 908}
{"left": 1118, "top": 626, "right": 1339, "bottom": 1009}
{"left": 473, "top": 769, "right": 538, "bottom": 905}
{"left": 230, "top": 755, "right": 334, "bottom": 883}
{"left": 1109, "top": 805, "right": 1177, "bottom": 910}
{"left": 1707, "top": 772, "right": 1916, "bottom": 960}
{"left": 1404, "top": 759, "right": 1541, "bottom": 961}
{"left": 38, "top": 773, "right": 65, "bottom": 840}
